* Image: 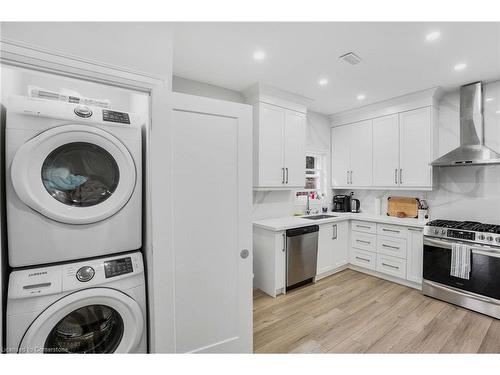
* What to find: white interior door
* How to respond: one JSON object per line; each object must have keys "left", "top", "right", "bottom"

{"left": 172, "top": 93, "right": 252, "bottom": 353}
{"left": 331, "top": 125, "right": 351, "bottom": 187}
{"left": 349, "top": 120, "right": 373, "bottom": 187}
{"left": 283, "top": 110, "right": 306, "bottom": 187}
{"left": 399, "top": 107, "right": 432, "bottom": 187}
{"left": 258, "top": 103, "right": 285, "bottom": 187}
{"left": 373, "top": 114, "right": 400, "bottom": 187}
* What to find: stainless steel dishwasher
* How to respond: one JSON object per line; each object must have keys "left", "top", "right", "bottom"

{"left": 286, "top": 225, "right": 319, "bottom": 291}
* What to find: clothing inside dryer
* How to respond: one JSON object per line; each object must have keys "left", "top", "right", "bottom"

{"left": 41, "top": 142, "right": 120, "bottom": 207}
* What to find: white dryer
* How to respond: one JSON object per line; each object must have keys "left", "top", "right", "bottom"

{"left": 5, "top": 96, "right": 142, "bottom": 267}
{"left": 6, "top": 251, "right": 147, "bottom": 353}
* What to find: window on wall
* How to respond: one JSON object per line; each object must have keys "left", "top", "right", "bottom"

{"left": 295, "top": 152, "right": 327, "bottom": 204}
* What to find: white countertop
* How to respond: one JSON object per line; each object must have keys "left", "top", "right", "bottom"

{"left": 253, "top": 212, "right": 427, "bottom": 231}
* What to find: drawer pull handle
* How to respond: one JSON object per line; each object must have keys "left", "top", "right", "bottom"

{"left": 382, "top": 244, "right": 400, "bottom": 250}
{"left": 357, "top": 225, "right": 371, "bottom": 229}
{"left": 382, "top": 228, "right": 400, "bottom": 233}
{"left": 356, "top": 239, "right": 371, "bottom": 244}
{"left": 382, "top": 262, "right": 399, "bottom": 270}
{"left": 356, "top": 256, "right": 370, "bottom": 262}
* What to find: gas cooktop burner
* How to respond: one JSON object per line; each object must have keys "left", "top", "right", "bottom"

{"left": 426, "top": 219, "right": 500, "bottom": 234}
{"left": 425, "top": 219, "right": 500, "bottom": 245}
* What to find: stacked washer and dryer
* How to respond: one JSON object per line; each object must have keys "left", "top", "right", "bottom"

{"left": 4, "top": 95, "right": 147, "bottom": 353}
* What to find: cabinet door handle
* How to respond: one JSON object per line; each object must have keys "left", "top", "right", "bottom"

{"left": 382, "top": 244, "right": 400, "bottom": 250}
{"left": 347, "top": 170, "right": 350, "bottom": 185}
{"left": 395, "top": 169, "right": 398, "bottom": 184}
{"left": 282, "top": 168, "right": 285, "bottom": 184}
{"left": 399, "top": 168, "right": 403, "bottom": 184}
{"left": 350, "top": 170, "right": 353, "bottom": 185}
{"left": 282, "top": 233, "right": 286, "bottom": 252}
{"left": 285, "top": 167, "right": 289, "bottom": 184}
{"left": 332, "top": 224, "right": 337, "bottom": 240}
{"left": 382, "top": 262, "right": 399, "bottom": 270}
{"left": 356, "top": 256, "right": 370, "bottom": 262}
{"left": 356, "top": 239, "right": 371, "bottom": 244}
{"left": 382, "top": 228, "right": 400, "bottom": 233}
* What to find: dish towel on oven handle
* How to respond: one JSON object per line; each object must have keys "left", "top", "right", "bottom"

{"left": 450, "top": 243, "right": 471, "bottom": 280}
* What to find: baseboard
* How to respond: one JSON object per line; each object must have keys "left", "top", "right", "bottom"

{"left": 348, "top": 264, "right": 422, "bottom": 290}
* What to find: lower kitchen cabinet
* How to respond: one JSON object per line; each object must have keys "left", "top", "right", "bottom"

{"left": 317, "top": 221, "right": 349, "bottom": 278}
{"left": 406, "top": 227, "right": 424, "bottom": 283}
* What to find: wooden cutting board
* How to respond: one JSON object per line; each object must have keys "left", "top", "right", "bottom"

{"left": 387, "top": 197, "right": 419, "bottom": 218}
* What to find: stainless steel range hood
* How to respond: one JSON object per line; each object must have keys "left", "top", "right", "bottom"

{"left": 431, "top": 81, "right": 500, "bottom": 167}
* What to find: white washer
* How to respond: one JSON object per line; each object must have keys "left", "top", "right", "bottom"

{"left": 5, "top": 96, "right": 142, "bottom": 267}
{"left": 6, "top": 251, "right": 147, "bottom": 353}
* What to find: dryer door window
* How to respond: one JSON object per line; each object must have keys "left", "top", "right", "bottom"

{"left": 44, "top": 304, "right": 124, "bottom": 353}
{"left": 18, "top": 288, "right": 144, "bottom": 354}
{"left": 41, "top": 142, "right": 120, "bottom": 207}
{"left": 11, "top": 124, "right": 137, "bottom": 224}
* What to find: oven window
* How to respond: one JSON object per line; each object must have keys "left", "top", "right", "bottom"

{"left": 44, "top": 304, "right": 124, "bottom": 353}
{"left": 424, "top": 244, "right": 500, "bottom": 300}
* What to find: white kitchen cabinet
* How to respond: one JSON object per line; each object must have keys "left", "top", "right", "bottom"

{"left": 253, "top": 227, "right": 286, "bottom": 297}
{"left": 253, "top": 102, "right": 306, "bottom": 189}
{"left": 406, "top": 227, "right": 424, "bottom": 284}
{"left": 317, "top": 221, "right": 349, "bottom": 278}
{"left": 331, "top": 120, "right": 373, "bottom": 187}
{"left": 331, "top": 125, "right": 351, "bottom": 186}
{"left": 373, "top": 114, "right": 400, "bottom": 187}
{"left": 399, "top": 107, "right": 432, "bottom": 188}
{"left": 284, "top": 110, "right": 307, "bottom": 187}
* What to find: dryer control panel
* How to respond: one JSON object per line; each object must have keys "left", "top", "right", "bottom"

{"left": 104, "top": 257, "right": 133, "bottom": 278}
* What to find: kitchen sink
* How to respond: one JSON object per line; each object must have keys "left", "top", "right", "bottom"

{"left": 303, "top": 214, "right": 337, "bottom": 220}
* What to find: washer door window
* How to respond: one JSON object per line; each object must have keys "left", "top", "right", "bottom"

{"left": 11, "top": 125, "right": 136, "bottom": 224}
{"left": 19, "top": 288, "right": 143, "bottom": 354}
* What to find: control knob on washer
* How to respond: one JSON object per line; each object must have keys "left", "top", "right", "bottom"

{"left": 76, "top": 266, "right": 95, "bottom": 282}
{"left": 74, "top": 105, "right": 92, "bottom": 118}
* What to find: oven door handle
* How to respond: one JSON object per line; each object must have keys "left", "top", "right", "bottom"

{"left": 424, "top": 237, "right": 500, "bottom": 257}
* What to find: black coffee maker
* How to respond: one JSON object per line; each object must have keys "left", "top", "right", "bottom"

{"left": 332, "top": 195, "right": 351, "bottom": 212}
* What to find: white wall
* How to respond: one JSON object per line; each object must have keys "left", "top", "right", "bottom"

{"left": 335, "top": 80, "right": 500, "bottom": 224}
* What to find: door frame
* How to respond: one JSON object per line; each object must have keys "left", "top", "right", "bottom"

{"left": 1, "top": 37, "right": 174, "bottom": 352}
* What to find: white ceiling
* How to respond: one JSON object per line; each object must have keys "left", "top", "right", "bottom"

{"left": 172, "top": 22, "right": 500, "bottom": 114}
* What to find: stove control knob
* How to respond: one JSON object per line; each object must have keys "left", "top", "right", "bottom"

{"left": 434, "top": 229, "right": 440, "bottom": 235}
{"left": 478, "top": 234, "right": 485, "bottom": 240}
{"left": 487, "top": 236, "right": 494, "bottom": 242}
{"left": 496, "top": 237, "right": 500, "bottom": 243}
{"left": 441, "top": 229, "right": 446, "bottom": 235}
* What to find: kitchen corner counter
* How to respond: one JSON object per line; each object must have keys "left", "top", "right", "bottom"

{"left": 253, "top": 212, "right": 427, "bottom": 231}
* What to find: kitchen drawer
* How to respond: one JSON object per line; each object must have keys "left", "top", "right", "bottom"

{"left": 352, "top": 220, "right": 377, "bottom": 234}
{"left": 351, "top": 232, "right": 377, "bottom": 252}
{"left": 351, "top": 249, "right": 376, "bottom": 270}
{"left": 376, "top": 254, "right": 407, "bottom": 279}
{"left": 377, "top": 223, "right": 408, "bottom": 239}
{"left": 377, "top": 236, "right": 407, "bottom": 259}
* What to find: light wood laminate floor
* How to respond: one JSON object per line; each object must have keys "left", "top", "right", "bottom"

{"left": 253, "top": 269, "right": 500, "bottom": 353}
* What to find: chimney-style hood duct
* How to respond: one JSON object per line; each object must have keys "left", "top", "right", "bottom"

{"left": 431, "top": 81, "right": 500, "bottom": 167}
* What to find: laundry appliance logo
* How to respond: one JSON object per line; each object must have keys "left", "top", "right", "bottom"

{"left": 28, "top": 271, "right": 48, "bottom": 277}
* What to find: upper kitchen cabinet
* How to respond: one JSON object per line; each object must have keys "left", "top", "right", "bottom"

{"left": 331, "top": 120, "right": 373, "bottom": 188}
{"left": 245, "top": 84, "right": 310, "bottom": 190}
{"left": 331, "top": 87, "right": 441, "bottom": 191}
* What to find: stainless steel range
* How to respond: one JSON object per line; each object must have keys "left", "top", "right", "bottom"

{"left": 423, "top": 219, "right": 500, "bottom": 319}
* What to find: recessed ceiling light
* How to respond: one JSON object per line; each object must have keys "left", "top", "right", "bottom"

{"left": 454, "top": 63, "right": 467, "bottom": 71}
{"left": 318, "top": 78, "right": 328, "bottom": 86}
{"left": 485, "top": 97, "right": 494, "bottom": 102}
{"left": 425, "top": 31, "right": 441, "bottom": 42}
{"left": 357, "top": 94, "right": 366, "bottom": 101}
{"left": 253, "top": 50, "right": 266, "bottom": 61}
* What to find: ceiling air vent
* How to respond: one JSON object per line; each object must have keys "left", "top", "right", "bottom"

{"left": 339, "top": 52, "right": 362, "bottom": 65}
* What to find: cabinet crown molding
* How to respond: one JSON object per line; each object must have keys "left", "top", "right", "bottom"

{"left": 243, "top": 82, "right": 312, "bottom": 114}
{"left": 330, "top": 87, "right": 444, "bottom": 127}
